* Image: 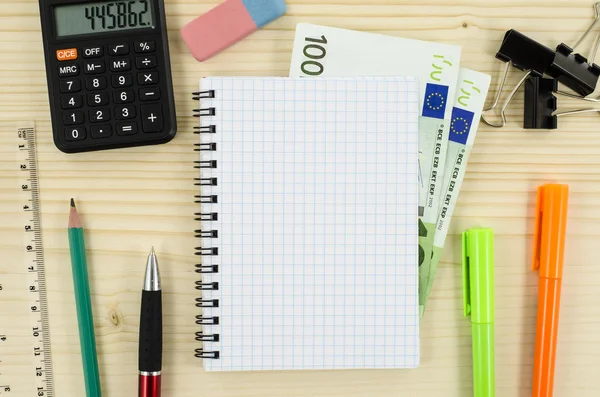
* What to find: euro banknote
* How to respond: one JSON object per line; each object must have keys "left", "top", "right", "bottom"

{"left": 420, "top": 68, "right": 491, "bottom": 316}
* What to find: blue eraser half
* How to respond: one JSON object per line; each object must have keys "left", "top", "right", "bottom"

{"left": 242, "top": 0, "right": 287, "bottom": 27}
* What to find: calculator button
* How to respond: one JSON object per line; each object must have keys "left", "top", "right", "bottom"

{"left": 56, "top": 48, "right": 78, "bottom": 61}
{"left": 82, "top": 46, "right": 103, "bottom": 58}
{"left": 110, "top": 58, "right": 131, "bottom": 72}
{"left": 114, "top": 89, "right": 134, "bottom": 104}
{"left": 139, "top": 87, "right": 160, "bottom": 101}
{"left": 134, "top": 41, "right": 155, "bottom": 53}
{"left": 89, "top": 108, "right": 110, "bottom": 123}
{"left": 115, "top": 105, "right": 136, "bottom": 120}
{"left": 136, "top": 55, "right": 157, "bottom": 69}
{"left": 60, "top": 79, "right": 81, "bottom": 93}
{"left": 91, "top": 125, "right": 112, "bottom": 139}
{"left": 84, "top": 60, "right": 105, "bottom": 75}
{"left": 141, "top": 104, "right": 163, "bottom": 133}
{"left": 138, "top": 71, "right": 159, "bottom": 85}
{"left": 109, "top": 43, "right": 129, "bottom": 56}
{"left": 117, "top": 122, "right": 138, "bottom": 136}
{"left": 63, "top": 111, "right": 84, "bottom": 125}
{"left": 64, "top": 127, "right": 86, "bottom": 141}
{"left": 58, "top": 63, "right": 79, "bottom": 77}
{"left": 112, "top": 74, "right": 133, "bottom": 88}
{"left": 87, "top": 92, "right": 109, "bottom": 107}
{"left": 86, "top": 76, "right": 107, "bottom": 91}
{"left": 61, "top": 95, "right": 83, "bottom": 109}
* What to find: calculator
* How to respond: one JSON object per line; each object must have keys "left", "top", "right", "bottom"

{"left": 39, "top": 0, "right": 177, "bottom": 153}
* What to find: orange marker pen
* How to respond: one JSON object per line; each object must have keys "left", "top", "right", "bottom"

{"left": 531, "top": 184, "right": 569, "bottom": 397}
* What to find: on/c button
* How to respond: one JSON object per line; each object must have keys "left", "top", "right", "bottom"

{"left": 56, "top": 48, "right": 78, "bottom": 61}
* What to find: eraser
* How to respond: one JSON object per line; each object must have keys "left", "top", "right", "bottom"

{"left": 181, "top": 0, "right": 286, "bottom": 62}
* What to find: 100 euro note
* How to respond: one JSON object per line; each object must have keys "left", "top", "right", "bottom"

{"left": 288, "top": 23, "right": 462, "bottom": 300}
{"left": 420, "top": 68, "right": 491, "bottom": 316}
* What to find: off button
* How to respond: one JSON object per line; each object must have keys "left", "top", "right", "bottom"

{"left": 82, "top": 46, "right": 103, "bottom": 59}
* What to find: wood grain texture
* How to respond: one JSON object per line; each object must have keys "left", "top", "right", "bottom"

{"left": 1, "top": 0, "right": 600, "bottom": 396}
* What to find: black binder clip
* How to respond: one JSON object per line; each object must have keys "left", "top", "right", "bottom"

{"left": 547, "top": 43, "right": 600, "bottom": 97}
{"left": 483, "top": 3, "right": 600, "bottom": 128}
{"left": 482, "top": 30, "right": 554, "bottom": 127}
{"left": 495, "top": 30, "right": 555, "bottom": 77}
{"left": 524, "top": 76, "right": 600, "bottom": 129}
{"left": 546, "top": 2, "right": 600, "bottom": 97}
{"left": 524, "top": 77, "right": 558, "bottom": 129}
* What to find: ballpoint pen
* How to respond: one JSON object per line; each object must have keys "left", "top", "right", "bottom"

{"left": 139, "top": 247, "right": 163, "bottom": 397}
{"left": 532, "top": 184, "right": 569, "bottom": 397}
{"left": 462, "top": 228, "right": 495, "bottom": 397}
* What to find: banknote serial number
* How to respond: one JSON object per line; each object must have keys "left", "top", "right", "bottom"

{"left": 300, "top": 36, "right": 328, "bottom": 76}
{"left": 439, "top": 153, "right": 464, "bottom": 220}
{"left": 428, "top": 127, "right": 445, "bottom": 203}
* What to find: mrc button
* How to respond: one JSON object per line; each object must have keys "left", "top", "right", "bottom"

{"left": 58, "top": 62, "right": 79, "bottom": 77}
{"left": 56, "top": 48, "right": 77, "bottom": 61}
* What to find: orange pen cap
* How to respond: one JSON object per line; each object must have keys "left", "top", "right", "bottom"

{"left": 532, "top": 184, "right": 569, "bottom": 279}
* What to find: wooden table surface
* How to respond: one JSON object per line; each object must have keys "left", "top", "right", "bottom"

{"left": 2, "top": 0, "right": 600, "bottom": 396}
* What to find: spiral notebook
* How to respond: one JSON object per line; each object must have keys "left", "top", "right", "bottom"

{"left": 194, "top": 77, "right": 420, "bottom": 371}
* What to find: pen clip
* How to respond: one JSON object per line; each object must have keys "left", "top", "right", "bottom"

{"left": 462, "top": 231, "right": 471, "bottom": 317}
{"left": 533, "top": 185, "right": 544, "bottom": 271}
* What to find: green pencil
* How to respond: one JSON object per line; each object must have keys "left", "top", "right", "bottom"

{"left": 68, "top": 199, "right": 102, "bottom": 397}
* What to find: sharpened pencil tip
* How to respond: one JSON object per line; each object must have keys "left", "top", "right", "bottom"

{"left": 68, "top": 199, "right": 82, "bottom": 229}
{"left": 150, "top": 246, "right": 155, "bottom": 255}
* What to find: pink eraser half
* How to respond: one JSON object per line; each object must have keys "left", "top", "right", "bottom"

{"left": 181, "top": 0, "right": 286, "bottom": 62}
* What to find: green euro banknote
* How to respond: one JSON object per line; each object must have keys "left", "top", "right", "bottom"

{"left": 419, "top": 68, "right": 491, "bottom": 316}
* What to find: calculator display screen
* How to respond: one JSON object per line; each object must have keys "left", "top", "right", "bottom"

{"left": 54, "top": 0, "right": 155, "bottom": 37}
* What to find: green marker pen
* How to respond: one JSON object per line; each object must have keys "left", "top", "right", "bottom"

{"left": 462, "top": 228, "right": 495, "bottom": 397}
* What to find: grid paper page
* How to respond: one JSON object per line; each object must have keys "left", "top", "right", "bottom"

{"left": 199, "top": 77, "right": 420, "bottom": 371}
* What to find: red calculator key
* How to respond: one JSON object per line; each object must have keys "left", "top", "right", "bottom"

{"left": 56, "top": 48, "right": 78, "bottom": 61}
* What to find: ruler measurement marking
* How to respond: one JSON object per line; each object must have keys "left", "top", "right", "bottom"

{"left": 8, "top": 127, "right": 55, "bottom": 397}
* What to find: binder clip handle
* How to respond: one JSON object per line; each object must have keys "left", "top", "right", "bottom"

{"left": 481, "top": 62, "right": 532, "bottom": 128}
{"left": 571, "top": 2, "right": 600, "bottom": 60}
{"left": 555, "top": 90, "right": 600, "bottom": 117}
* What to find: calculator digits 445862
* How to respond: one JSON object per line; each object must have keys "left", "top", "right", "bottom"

{"left": 39, "top": 0, "right": 177, "bottom": 153}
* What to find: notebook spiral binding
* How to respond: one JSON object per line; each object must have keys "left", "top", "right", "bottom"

{"left": 193, "top": 89, "right": 220, "bottom": 360}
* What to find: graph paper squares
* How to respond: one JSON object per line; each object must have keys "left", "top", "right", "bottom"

{"left": 199, "top": 77, "right": 420, "bottom": 371}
